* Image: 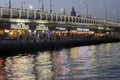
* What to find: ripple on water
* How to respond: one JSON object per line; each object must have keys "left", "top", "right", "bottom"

{"left": 0, "top": 42, "right": 120, "bottom": 80}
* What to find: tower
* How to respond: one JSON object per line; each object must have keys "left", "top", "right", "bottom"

{"left": 71, "top": 7, "right": 76, "bottom": 16}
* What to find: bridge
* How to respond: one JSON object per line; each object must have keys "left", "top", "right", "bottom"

{"left": 0, "top": 7, "right": 120, "bottom": 39}
{"left": 0, "top": 7, "right": 120, "bottom": 26}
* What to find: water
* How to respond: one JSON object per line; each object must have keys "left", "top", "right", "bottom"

{"left": 0, "top": 42, "right": 120, "bottom": 80}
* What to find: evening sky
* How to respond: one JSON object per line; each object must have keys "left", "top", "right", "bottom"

{"left": 0, "top": 0, "right": 120, "bottom": 22}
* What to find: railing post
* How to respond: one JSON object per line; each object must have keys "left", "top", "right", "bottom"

{"left": 79, "top": 18, "right": 81, "bottom": 23}
{"left": 27, "top": 10, "right": 29, "bottom": 19}
{"left": 78, "top": 18, "right": 80, "bottom": 23}
{"left": 81, "top": 18, "right": 83, "bottom": 23}
{"left": 51, "top": 14, "right": 53, "bottom": 21}
{"left": 92, "top": 19, "right": 95, "bottom": 24}
{"left": 10, "top": 8, "right": 12, "bottom": 18}
{"left": 72, "top": 17, "right": 73, "bottom": 22}
{"left": 55, "top": 14, "right": 58, "bottom": 21}
{"left": 19, "top": 9, "right": 21, "bottom": 18}
{"left": 55, "top": 14, "right": 57, "bottom": 21}
{"left": 75, "top": 17, "right": 77, "bottom": 23}
{"left": 59, "top": 15, "right": 61, "bottom": 21}
{"left": 45, "top": 13, "right": 47, "bottom": 20}
{"left": 86, "top": 18, "right": 88, "bottom": 23}
{"left": 0, "top": 7, "right": 2, "bottom": 17}
{"left": 64, "top": 16, "right": 66, "bottom": 22}
{"left": 40, "top": 12, "right": 42, "bottom": 20}
{"left": 46, "top": 13, "right": 48, "bottom": 20}
{"left": 34, "top": 11, "right": 36, "bottom": 19}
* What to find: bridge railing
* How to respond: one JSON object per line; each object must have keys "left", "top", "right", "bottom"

{"left": 0, "top": 7, "right": 119, "bottom": 27}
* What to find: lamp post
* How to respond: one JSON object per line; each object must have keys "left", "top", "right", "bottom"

{"left": 80, "top": 0, "right": 88, "bottom": 17}
{"left": 21, "top": 1, "right": 25, "bottom": 10}
{"left": 50, "top": 0, "right": 52, "bottom": 14}
{"left": 9, "top": 0, "right": 11, "bottom": 8}
{"left": 113, "top": 10, "right": 119, "bottom": 23}
{"left": 39, "top": 0, "right": 44, "bottom": 12}
{"left": 100, "top": 5, "right": 108, "bottom": 21}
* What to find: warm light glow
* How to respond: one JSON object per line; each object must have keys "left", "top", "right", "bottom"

{"left": 5, "top": 29, "right": 9, "bottom": 33}
{"left": 10, "top": 31, "right": 13, "bottom": 35}
{"left": 29, "top": 5, "right": 33, "bottom": 10}
{"left": 28, "top": 30, "right": 32, "bottom": 33}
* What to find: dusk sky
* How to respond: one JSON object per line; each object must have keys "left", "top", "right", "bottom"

{"left": 0, "top": 0, "right": 120, "bottom": 22}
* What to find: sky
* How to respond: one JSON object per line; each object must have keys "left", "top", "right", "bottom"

{"left": 0, "top": 0, "right": 120, "bottom": 22}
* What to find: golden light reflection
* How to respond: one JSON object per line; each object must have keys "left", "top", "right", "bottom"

{"left": 88, "top": 45, "right": 98, "bottom": 68}
{"left": 89, "top": 45, "right": 96, "bottom": 55}
{"left": 0, "top": 42, "right": 119, "bottom": 80}
{"left": 52, "top": 49, "right": 69, "bottom": 65}
{"left": 69, "top": 47, "right": 79, "bottom": 60}
{"left": 36, "top": 52, "right": 52, "bottom": 65}
{"left": 35, "top": 51, "right": 53, "bottom": 80}
{"left": 0, "top": 58, "right": 8, "bottom": 80}
{"left": 51, "top": 49, "right": 70, "bottom": 79}
{"left": 105, "top": 43, "right": 111, "bottom": 52}
{"left": 5, "top": 55, "right": 35, "bottom": 80}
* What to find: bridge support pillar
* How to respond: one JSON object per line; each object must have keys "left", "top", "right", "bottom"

{"left": 27, "top": 11, "right": 29, "bottom": 19}
{"left": 10, "top": 8, "right": 12, "bottom": 18}
{"left": 0, "top": 7, "right": 2, "bottom": 17}
{"left": 19, "top": 9, "right": 21, "bottom": 18}
{"left": 34, "top": 12, "right": 36, "bottom": 19}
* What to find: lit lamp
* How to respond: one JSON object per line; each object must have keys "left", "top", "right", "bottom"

{"left": 29, "top": 6, "right": 33, "bottom": 10}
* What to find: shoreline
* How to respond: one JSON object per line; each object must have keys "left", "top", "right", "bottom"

{"left": 0, "top": 38, "right": 120, "bottom": 56}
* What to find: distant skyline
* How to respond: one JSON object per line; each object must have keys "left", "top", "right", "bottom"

{"left": 0, "top": 0, "right": 120, "bottom": 22}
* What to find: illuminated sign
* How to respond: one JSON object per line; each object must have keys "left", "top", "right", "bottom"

{"left": 56, "top": 27, "right": 66, "bottom": 30}
{"left": 36, "top": 25, "right": 48, "bottom": 30}
{"left": 11, "top": 23, "right": 29, "bottom": 29}
{"left": 77, "top": 28, "right": 89, "bottom": 31}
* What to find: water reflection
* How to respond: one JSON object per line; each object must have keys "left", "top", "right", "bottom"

{"left": 0, "top": 42, "right": 120, "bottom": 80}
{"left": 0, "top": 58, "right": 8, "bottom": 80}
{"left": 5, "top": 55, "right": 35, "bottom": 80}
{"left": 52, "top": 49, "right": 71, "bottom": 80}
{"left": 35, "top": 51, "right": 53, "bottom": 80}
{"left": 69, "top": 46, "right": 99, "bottom": 80}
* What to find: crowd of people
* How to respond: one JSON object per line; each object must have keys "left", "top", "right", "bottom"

{"left": 0, "top": 30, "right": 114, "bottom": 43}
{"left": 16, "top": 31, "right": 111, "bottom": 43}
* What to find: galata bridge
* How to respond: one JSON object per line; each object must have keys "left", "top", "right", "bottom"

{"left": 0, "top": 7, "right": 119, "bottom": 38}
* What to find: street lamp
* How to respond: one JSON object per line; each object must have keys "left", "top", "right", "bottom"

{"left": 50, "top": 0, "right": 52, "bottom": 14}
{"left": 21, "top": 1, "right": 25, "bottom": 10}
{"left": 100, "top": 5, "right": 108, "bottom": 21}
{"left": 80, "top": 0, "right": 88, "bottom": 17}
{"left": 29, "top": 5, "right": 33, "bottom": 10}
{"left": 9, "top": 0, "right": 11, "bottom": 8}
{"left": 112, "top": 10, "right": 119, "bottom": 22}
{"left": 39, "top": 0, "right": 44, "bottom": 12}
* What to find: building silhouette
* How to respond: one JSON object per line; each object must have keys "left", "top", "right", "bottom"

{"left": 71, "top": 7, "right": 76, "bottom": 16}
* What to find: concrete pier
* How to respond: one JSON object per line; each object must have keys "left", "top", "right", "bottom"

{"left": 0, "top": 37, "right": 119, "bottom": 56}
